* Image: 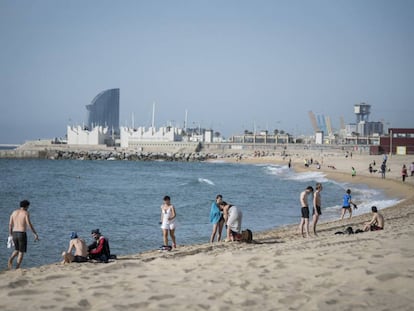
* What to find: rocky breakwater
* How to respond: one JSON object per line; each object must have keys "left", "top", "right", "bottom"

{"left": 46, "top": 150, "right": 226, "bottom": 162}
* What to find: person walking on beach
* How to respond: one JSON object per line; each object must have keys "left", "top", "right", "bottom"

{"left": 312, "top": 183, "right": 322, "bottom": 236}
{"left": 363, "top": 206, "right": 384, "bottom": 231}
{"left": 351, "top": 167, "right": 356, "bottom": 177}
{"left": 209, "top": 194, "right": 224, "bottom": 243}
{"left": 401, "top": 164, "right": 408, "bottom": 182}
{"left": 160, "top": 195, "right": 177, "bottom": 248}
{"left": 8, "top": 200, "right": 39, "bottom": 269}
{"left": 381, "top": 161, "right": 386, "bottom": 179}
{"left": 62, "top": 232, "right": 88, "bottom": 264}
{"left": 299, "top": 186, "right": 314, "bottom": 238}
{"left": 340, "top": 189, "right": 357, "bottom": 219}
{"left": 219, "top": 201, "right": 243, "bottom": 242}
{"left": 410, "top": 162, "right": 414, "bottom": 177}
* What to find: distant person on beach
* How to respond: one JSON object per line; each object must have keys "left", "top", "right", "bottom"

{"left": 288, "top": 158, "right": 292, "bottom": 169}
{"left": 210, "top": 194, "right": 224, "bottom": 243}
{"left": 299, "top": 186, "right": 314, "bottom": 238}
{"left": 351, "top": 167, "right": 356, "bottom": 177}
{"left": 219, "top": 201, "right": 243, "bottom": 242}
{"left": 160, "top": 195, "right": 177, "bottom": 248}
{"left": 363, "top": 206, "right": 384, "bottom": 231}
{"left": 88, "top": 229, "right": 111, "bottom": 262}
{"left": 369, "top": 164, "right": 373, "bottom": 174}
{"left": 381, "top": 162, "right": 386, "bottom": 179}
{"left": 8, "top": 200, "right": 39, "bottom": 269}
{"left": 340, "top": 189, "right": 357, "bottom": 219}
{"left": 312, "top": 183, "right": 322, "bottom": 236}
{"left": 61, "top": 232, "right": 88, "bottom": 264}
{"left": 401, "top": 164, "right": 408, "bottom": 182}
{"left": 410, "top": 162, "right": 414, "bottom": 177}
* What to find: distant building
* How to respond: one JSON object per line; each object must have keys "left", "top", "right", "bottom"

{"left": 120, "top": 126, "right": 183, "bottom": 148}
{"left": 86, "top": 88, "right": 120, "bottom": 134}
{"left": 67, "top": 125, "right": 111, "bottom": 145}
{"left": 379, "top": 128, "right": 414, "bottom": 155}
{"left": 345, "top": 103, "right": 383, "bottom": 137}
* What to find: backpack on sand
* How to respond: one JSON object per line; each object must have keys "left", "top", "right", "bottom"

{"left": 241, "top": 229, "right": 253, "bottom": 243}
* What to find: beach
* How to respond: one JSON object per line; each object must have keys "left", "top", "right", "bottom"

{"left": 1, "top": 151, "right": 414, "bottom": 310}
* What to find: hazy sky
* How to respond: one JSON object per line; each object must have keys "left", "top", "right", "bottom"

{"left": 1, "top": 0, "right": 413, "bottom": 144}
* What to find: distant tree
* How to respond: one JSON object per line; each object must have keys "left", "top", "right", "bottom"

{"left": 280, "top": 130, "right": 285, "bottom": 135}
{"left": 273, "top": 129, "right": 279, "bottom": 135}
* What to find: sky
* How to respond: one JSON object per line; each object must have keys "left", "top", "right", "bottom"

{"left": 1, "top": 0, "right": 413, "bottom": 144}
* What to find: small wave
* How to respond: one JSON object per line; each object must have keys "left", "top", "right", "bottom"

{"left": 198, "top": 178, "right": 215, "bottom": 186}
{"left": 263, "top": 164, "right": 290, "bottom": 177}
{"left": 285, "top": 171, "right": 329, "bottom": 183}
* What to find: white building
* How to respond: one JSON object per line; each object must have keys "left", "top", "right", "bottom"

{"left": 67, "top": 125, "right": 111, "bottom": 145}
{"left": 120, "top": 126, "right": 183, "bottom": 148}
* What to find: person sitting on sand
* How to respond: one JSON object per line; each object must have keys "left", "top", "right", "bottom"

{"left": 363, "top": 206, "right": 384, "bottom": 231}
{"left": 340, "top": 189, "right": 357, "bottom": 219}
{"left": 62, "top": 232, "right": 88, "bottom": 264}
{"left": 88, "top": 229, "right": 111, "bottom": 263}
{"left": 219, "top": 201, "right": 243, "bottom": 242}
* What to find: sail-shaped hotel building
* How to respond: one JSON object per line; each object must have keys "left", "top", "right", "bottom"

{"left": 86, "top": 88, "right": 120, "bottom": 134}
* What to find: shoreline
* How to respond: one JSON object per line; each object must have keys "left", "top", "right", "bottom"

{"left": 1, "top": 153, "right": 414, "bottom": 310}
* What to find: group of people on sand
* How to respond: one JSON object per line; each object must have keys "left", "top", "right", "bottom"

{"left": 298, "top": 185, "right": 384, "bottom": 238}
{"left": 61, "top": 229, "right": 111, "bottom": 264}
{"left": 7, "top": 199, "right": 111, "bottom": 269}
{"left": 298, "top": 183, "right": 323, "bottom": 238}
{"left": 209, "top": 194, "right": 243, "bottom": 243}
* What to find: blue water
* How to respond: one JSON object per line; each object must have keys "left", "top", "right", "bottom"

{"left": 0, "top": 159, "right": 399, "bottom": 270}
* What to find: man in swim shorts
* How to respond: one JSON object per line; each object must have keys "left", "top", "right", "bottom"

{"left": 299, "top": 186, "right": 314, "bottom": 238}
{"left": 62, "top": 232, "right": 88, "bottom": 264}
{"left": 8, "top": 200, "right": 39, "bottom": 269}
{"left": 312, "top": 183, "right": 323, "bottom": 236}
{"left": 363, "top": 206, "right": 384, "bottom": 231}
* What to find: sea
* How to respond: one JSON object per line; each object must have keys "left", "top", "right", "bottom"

{"left": 0, "top": 158, "right": 401, "bottom": 270}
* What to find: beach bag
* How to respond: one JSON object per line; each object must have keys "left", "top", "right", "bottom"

{"left": 241, "top": 229, "right": 253, "bottom": 243}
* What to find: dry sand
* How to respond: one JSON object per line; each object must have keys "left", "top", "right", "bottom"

{"left": 1, "top": 151, "right": 414, "bottom": 311}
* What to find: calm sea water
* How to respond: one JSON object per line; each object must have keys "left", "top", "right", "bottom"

{"left": 0, "top": 159, "right": 399, "bottom": 270}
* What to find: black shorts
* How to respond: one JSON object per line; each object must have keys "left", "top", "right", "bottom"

{"left": 301, "top": 207, "right": 310, "bottom": 219}
{"left": 342, "top": 206, "right": 351, "bottom": 209}
{"left": 73, "top": 256, "right": 88, "bottom": 263}
{"left": 313, "top": 205, "right": 322, "bottom": 215}
{"left": 12, "top": 231, "right": 27, "bottom": 253}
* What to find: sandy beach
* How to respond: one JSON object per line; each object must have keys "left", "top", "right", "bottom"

{"left": 1, "top": 151, "right": 414, "bottom": 311}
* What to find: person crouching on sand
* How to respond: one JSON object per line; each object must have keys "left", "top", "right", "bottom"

{"left": 219, "top": 201, "right": 243, "bottom": 242}
{"left": 62, "top": 232, "right": 88, "bottom": 264}
{"left": 363, "top": 206, "right": 384, "bottom": 231}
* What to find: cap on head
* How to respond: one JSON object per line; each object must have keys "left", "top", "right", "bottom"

{"left": 91, "top": 229, "right": 100, "bottom": 235}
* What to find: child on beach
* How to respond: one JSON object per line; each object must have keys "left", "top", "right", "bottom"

{"left": 340, "top": 189, "right": 357, "bottom": 219}
{"left": 209, "top": 194, "right": 224, "bottom": 243}
{"left": 160, "top": 195, "right": 177, "bottom": 249}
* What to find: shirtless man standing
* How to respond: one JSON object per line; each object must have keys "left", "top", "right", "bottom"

{"left": 312, "top": 183, "right": 322, "bottom": 236}
{"left": 61, "top": 232, "right": 88, "bottom": 264}
{"left": 299, "top": 186, "right": 314, "bottom": 238}
{"left": 363, "top": 206, "right": 384, "bottom": 231}
{"left": 8, "top": 200, "right": 39, "bottom": 269}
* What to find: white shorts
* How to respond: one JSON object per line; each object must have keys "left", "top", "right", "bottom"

{"left": 161, "top": 222, "right": 176, "bottom": 230}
